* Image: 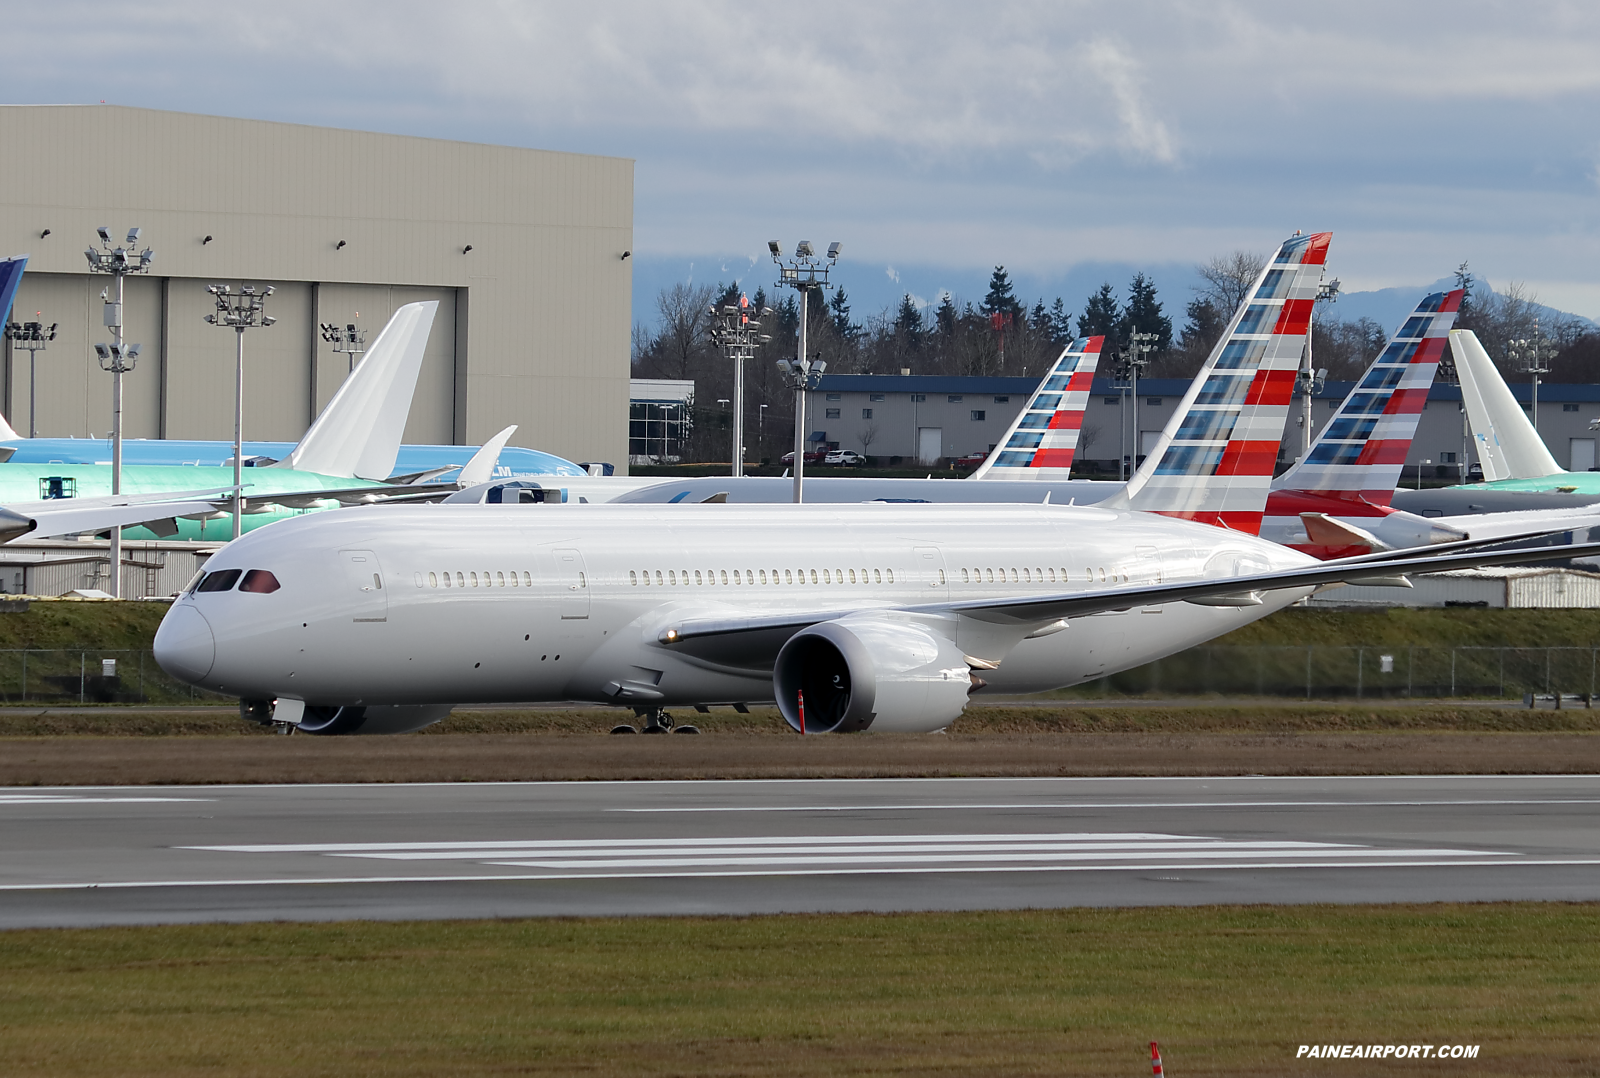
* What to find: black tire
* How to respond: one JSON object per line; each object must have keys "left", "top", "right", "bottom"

{"left": 673, "top": 725, "right": 700, "bottom": 735}
{"left": 609, "top": 724, "right": 638, "bottom": 735}
{"left": 298, "top": 705, "right": 368, "bottom": 735}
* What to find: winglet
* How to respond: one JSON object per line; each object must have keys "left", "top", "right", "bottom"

{"left": 968, "top": 336, "right": 1103, "bottom": 480}
{"left": 274, "top": 301, "right": 438, "bottom": 479}
{"left": 455, "top": 425, "right": 517, "bottom": 487}
{"left": 1109, "top": 231, "right": 1332, "bottom": 534}
{"left": 1451, "top": 329, "right": 1563, "bottom": 481}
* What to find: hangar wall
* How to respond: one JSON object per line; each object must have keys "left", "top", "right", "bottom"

{"left": 0, "top": 105, "right": 633, "bottom": 468}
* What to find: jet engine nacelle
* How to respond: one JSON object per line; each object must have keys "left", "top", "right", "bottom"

{"left": 773, "top": 617, "right": 973, "bottom": 734}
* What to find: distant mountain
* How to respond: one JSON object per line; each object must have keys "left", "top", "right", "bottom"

{"left": 1329, "top": 278, "right": 1597, "bottom": 334}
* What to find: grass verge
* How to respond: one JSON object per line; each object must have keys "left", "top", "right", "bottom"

{"left": 0, "top": 904, "right": 1593, "bottom": 1077}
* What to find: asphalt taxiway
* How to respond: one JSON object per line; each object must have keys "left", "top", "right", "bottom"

{"left": 1, "top": 775, "right": 1597, "bottom": 927}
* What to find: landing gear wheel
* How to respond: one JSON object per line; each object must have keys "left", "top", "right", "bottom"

{"left": 673, "top": 725, "right": 700, "bottom": 735}
{"left": 609, "top": 724, "right": 638, "bottom": 735}
{"left": 637, "top": 707, "right": 674, "bottom": 734}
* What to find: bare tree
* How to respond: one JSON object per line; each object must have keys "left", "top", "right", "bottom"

{"left": 1196, "top": 250, "right": 1267, "bottom": 316}
{"left": 859, "top": 424, "right": 878, "bottom": 456}
{"left": 650, "top": 282, "right": 716, "bottom": 381}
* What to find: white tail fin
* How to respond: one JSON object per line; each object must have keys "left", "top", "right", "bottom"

{"left": 1271, "top": 288, "right": 1462, "bottom": 502}
{"left": 1111, "top": 231, "right": 1332, "bottom": 533}
{"left": 455, "top": 425, "right": 518, "bottom": 487}
{"left": 1450, "top": 329, "right": 1563, "bottom": 481}
{"left": 968, "top": 336, "right": 1103, "bottom": 480}
{"left": 274, "top": 301, "right": 438, "bottom": 479}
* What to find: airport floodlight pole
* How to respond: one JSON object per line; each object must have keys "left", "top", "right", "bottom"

{"left": 708, "top": 294, "right": 774, "bottom": 477}
{"left": 3, "top": 318, "right": 55, "bottom": 438}
{"left": 1508, "top": 322, "right": 1553, "bottom": 429}
{"left": 1125, "top": 329, "right": 1157, "bottom": 471}
{"left": 320, "top": 318, "right": 366, "bottom": 374}
{"left": 1301, "top": 278, "right": 1339, "bottom": 454}
{"left": 771, "top": 240, "right": 840, "bottom": 502}
{"left": 205, "top": 284, "right": 276, "bottom": 539}
{"left": 85, "top": 226, "right": 154, "bottom": 598}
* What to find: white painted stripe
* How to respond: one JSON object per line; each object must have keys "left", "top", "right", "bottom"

{"left": 483, "top": 848, "right": 1493, "bottom": 870}
{"left": 4, "top": 858, "right": 1595, "bottom": 892}
{"left": 0, "top": 795, "right": 211, "bottom": 804}
{"left": 332, "top": 839, "right": 1366, "bottom": 861}
{"left": 185, "top": 832, "right": 1196, "bottom": 853}
{"left": 617, "top": 799, "right": 1600, "bottom": 813}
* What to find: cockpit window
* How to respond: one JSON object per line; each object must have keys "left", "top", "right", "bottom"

{"left": 239, "top": 569, "right": 281, "bottom": 594}
{"left": 196, "top": 569, "right": 242, "bottom": 592}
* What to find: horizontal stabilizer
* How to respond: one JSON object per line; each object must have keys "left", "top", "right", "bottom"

{"left": 1298, "top": 512, "right": 1390, "bottom": 551}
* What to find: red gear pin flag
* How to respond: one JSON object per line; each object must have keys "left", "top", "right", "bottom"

{"left": 797, "top": 690, "right": 806, "bottom": 735}
{"left": 1150, "top": 1041, "right": 1164, "bottom": 1076}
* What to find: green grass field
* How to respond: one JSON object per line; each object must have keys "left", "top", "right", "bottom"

{"left": 0, "top": 904, "right": 1594, "bottom": 1076}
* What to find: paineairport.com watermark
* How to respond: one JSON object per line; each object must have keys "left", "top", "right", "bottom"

{"left": 1297, "top": 1044, "right": 1480, "bottom": 1060}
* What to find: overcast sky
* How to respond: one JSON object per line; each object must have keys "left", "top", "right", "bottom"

{"left": 8, "top": 1, "right": 1600, "bottom": 325}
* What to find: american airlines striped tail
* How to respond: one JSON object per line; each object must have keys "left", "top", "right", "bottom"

{"left": 1271, "top": 288, "right": 1462, "bottom": 503}
{"left": 1110, "top": 231, "right": 1332, "bottom": 534}
{"left": 967, "top": 336, "right": 1103, "bottom": 480}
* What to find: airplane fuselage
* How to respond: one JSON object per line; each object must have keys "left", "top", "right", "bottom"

{"left": 155, "top": 502, "right": 1316, "bottom": 730}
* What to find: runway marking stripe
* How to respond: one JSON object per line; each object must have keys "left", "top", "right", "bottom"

{"left": 615, "top": 799, "right": 1600, "bottom": 813}
{"left": 332, "top": 840, "right": 1370, "bottom": 861}
{"left": 0, "top": 790, "right": 212, "bottom": 796}
{"left": 184, "top": 832, "right": 1197, "bottom": 853}
{"left": 5, "top": 859, "right": 1598, "bottom": 892}
{"left": 480, "top": 849, "right": 1495, "bottom": 870}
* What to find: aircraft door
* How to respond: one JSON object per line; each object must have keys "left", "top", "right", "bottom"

{"left": 555, "top": 548, "right": 590, "bottom": 619}
{"left": 914, "top": 546, "right": 948, "bottom": 595}
{"left": 1135, "top": 545, "right": 1164, "bottom": 613}
{"left": 339, "top": 549, "right": 388, "bottom": 623}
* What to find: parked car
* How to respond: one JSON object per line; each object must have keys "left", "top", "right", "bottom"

{"left": 956, "top": 450, "right": 988, "bottom": 466}
{"left": 823, "top": 450, "right": 865, "bottom": 465}
{"left": 780, "top": 451, "right": 826, "bottom": 465}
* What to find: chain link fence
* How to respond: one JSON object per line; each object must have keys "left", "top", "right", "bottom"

{"left": 1073, "top": 645, "right": 1600, "bottom": 701}
{"left": 0, "top": 650, "right": 231, "bottom": 705}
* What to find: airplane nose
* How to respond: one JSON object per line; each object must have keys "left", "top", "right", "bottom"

{"left": 154, "top": 604, "right": 215, "bottom": 682}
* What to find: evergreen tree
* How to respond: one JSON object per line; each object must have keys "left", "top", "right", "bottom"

{"left": 982, "top": 266, "right": 1022, "bottom": 318}
{"left": 935, "top": 293, "right": 958, "bottom": 338}
{"left": 713, "top": 281, "right": 740, "bottom": 311}
{"left": 1178, "top": 298, "right": 1224, "bottom": 355}
{"left": 1050, "top": 298, "right": 1071, "bottom": 347}
{"left": 1120, "top": 272, "right": 1172, "bottom": 352}
{"left": 773, "top": 295, "right": 800, "bottom": 341}
{"left": 1077, "top": 283, "right": 1121, "bottom": 338}
{"left": 829, "top": 286, "right": 860, "bottom": 342}
{"left": 894, "top": 294, "right": 924, "bottom": 350}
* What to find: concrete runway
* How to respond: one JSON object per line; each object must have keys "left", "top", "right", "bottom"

{"left": 1, "top": 775, "right": 1598, "bottom": 928}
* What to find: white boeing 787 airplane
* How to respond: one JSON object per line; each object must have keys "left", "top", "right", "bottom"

{"left": 150, "top": 231, "right": 1600, "bottom": 736}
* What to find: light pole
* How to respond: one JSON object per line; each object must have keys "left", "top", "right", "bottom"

{"left": 1126, "top": 328, "right": 1156, "bottom": 470}
{"left": 1508, "top": 322, "right": 1553, "bottom": 430}
{"left": 708, "top": 293, "right": 772, "bottom": 477}
{"left": 3, "top": 318, "right": 55, "bottom": 438}
{"left": 771, "top": 241, "right": 840, "bottom": 503}
{"left": 320, "top": 318, "right": 366, "bottom": 374}
{"left": 205, "top": 284, "right": 276, "bottom": 539}
{"left": 85, "top": 227, "right": 154, "bottom": 599}
{"left": 1300, "top": 278, "right": 1339, "bottom": 455}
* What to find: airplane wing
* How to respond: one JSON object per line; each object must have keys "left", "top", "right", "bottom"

{"left": 6, "top": 485, "right": 244, "bottom": 541}
{"left": 655, "top": 537, "right": 1600, "bottom": 655}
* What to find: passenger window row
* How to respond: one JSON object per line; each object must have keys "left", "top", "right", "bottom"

{"left": 959, "top": 566, "right": 1124, "bottom": 584}
{"left": 420, "top": 571, "right": 532, "bottom": 589}
{"left": 631, "top": 567, "right": 896, "bottom": 587}
{"left": 191, "top": 568, "right": 281, "bottom": 594}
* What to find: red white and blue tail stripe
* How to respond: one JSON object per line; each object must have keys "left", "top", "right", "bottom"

{"left": 968, "top": 336, "right": 1103, "bottom": 480}
{"left": 1261, "top": 287, "right": 1463, "bottom": 558}
{"left": 1114, "top": 231, "right": 1332, "bottom": 534}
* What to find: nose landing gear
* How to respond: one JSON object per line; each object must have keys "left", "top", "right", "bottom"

{"left": 609, "top": 706, "right": 700, "bottom": 735}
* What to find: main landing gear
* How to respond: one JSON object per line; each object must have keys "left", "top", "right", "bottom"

{"left": 610, "top": 707, "right": 699, "bottom": 735}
